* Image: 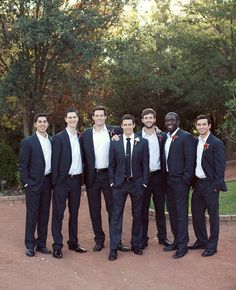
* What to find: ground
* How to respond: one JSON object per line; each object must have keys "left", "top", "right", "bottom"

{"left": 0, "top": 195, "right": 236, "bottom": 290}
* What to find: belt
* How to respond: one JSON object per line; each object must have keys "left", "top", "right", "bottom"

{"left": 44, "top": 173, "right": 51, "bottom": 177}
{"left": 68, "top": 174, "right": 82, "bottom": 178}
{"left": 196, "top": 176, "right": 208, "bottom": 182}
{"left": 95, "top": 168, "right": 108, "bottom": 173}
{"left": 124, "top": 176, "right": 134, "bottom": 182}
{"left": 150, "top": 170, "right": 160, "bottom": 176}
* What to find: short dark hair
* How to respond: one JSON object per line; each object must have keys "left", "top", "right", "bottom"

{"left": 34, "top": 113, "right": 48, "bottom": 123}
{"left": 141, "top": 108, "right": 156, "bottom": 118}
{"left": 92, "top": 105, "right": 107, "bottom": 116}
{"left": 120, "top": 114, "right": 135, "bottom": 124}
{"left": 196, "top": 114, "right": 211, "bottom": 124}
{"left": 64, "top": 107, "right": 79, "bottom": 118}
{"left": 165, "top": 112, "right": 179, "bottom": 121}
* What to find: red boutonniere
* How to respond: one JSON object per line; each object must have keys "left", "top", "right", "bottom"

{"left": 157, "top": 134, "right": 164, "bottom": 141}
{"left": 204, "top": 143, "right": 209, "bottom": 151}
{"left": 172, "top": 135, "right": 178, "bottom": 142}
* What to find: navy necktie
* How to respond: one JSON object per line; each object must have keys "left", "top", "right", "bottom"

{"left": 125, "top": 138, "right": 131, "bottom": 177}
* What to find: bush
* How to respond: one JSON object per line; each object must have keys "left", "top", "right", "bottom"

{"left": 0, "top": 140, "right": 18, "bottom": 185}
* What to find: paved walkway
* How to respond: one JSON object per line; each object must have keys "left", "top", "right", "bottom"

{"left": 0, "top": 195, "right": 236, "bottom": 290}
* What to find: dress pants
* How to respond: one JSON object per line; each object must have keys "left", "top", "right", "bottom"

{"left": 165, "top": 175, "right": 189, "bottom": 251}
{"left": 86, "top": 171, "right": 113, "bottom": 245}
{"left": 52, "top": 175, "right": 82, "bottom": 250}
{"left": 110, "top": 180, "right": 144, "bottom": 250}
{"left": 25, "top": 174, "right": 52, "bottom": 249}
{"left": 191, "top": 179, "right": 219, "bottom": 250}
{"left": 142, "top": 171, "right": 167, "bottom": 246}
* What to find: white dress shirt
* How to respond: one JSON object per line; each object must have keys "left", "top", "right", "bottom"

{"left": 93, "top": 126, "right": 110, "bottom": 169}
{"left": 142, "top": 128, "right": 160, "bottom": 171}
{"left": 195, "top": 132, "right": 210, "bottom": 178}
{"left": 66, "top": 128, "right": 83, "bottom": 175}
{"left": 164, "top": 128, "right": 179, "bottom": 172}
{"left": 36, "top": 132, "right": 51, "bottom": 175}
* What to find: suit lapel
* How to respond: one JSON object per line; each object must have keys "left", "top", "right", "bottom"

{"left": 63, "top": 129, "right": 72, "bottom": 157}
{"left": 32, "top": 133, "right": 45, "bottom": 163}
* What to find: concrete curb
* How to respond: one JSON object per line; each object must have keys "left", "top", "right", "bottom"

{"left": 0, "top": 195, "right": 235, "bottom": 223}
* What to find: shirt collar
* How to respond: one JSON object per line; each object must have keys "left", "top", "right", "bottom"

{"left": 93, "top": 125, "right": 107, "bottom": 134}
{"left": 123, "top": 133, "right": 135, "bottom": 141}
{"left": 198, "top": 132, "right": 210, "bottom": 143}
{"left": 167, "top": 127, "right": 179, "bottom": 138}
{"left": 142, "top": 128, "right": 155, "bottom": 138}
{"left": 66, "top": 127, "right": 77, "bottom": 137}
{"left": 36, "top": 131, "right": 48, "bottom": 140}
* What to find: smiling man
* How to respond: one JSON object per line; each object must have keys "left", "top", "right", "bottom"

{"left": 108, "top": 114, "right": 149, "bottom": 261}
{"left": 189, "top": 115, "right": 227, "bottom": 257}
{"left": 163, "top": 112, "right": 195, "bottom": 259}
{"left": 19, "top": 113, "right": 52, "bottom": 257}
{"left": 81, "top": 106, "right": 129, "bottom": 252}
{"left": 136, "top": 108, "right": 171, "bottom": 250}
{"left": 51, "top": 108, "right": 86, "bottom": 259}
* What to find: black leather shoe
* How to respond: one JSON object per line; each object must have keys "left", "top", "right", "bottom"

{"left": 118, "top": 242, "right": 130, "bottom": 252}
{"left": 108, "top": 250, "right": 117, "bottom": 261}
{"left": 68, "top": 244, "right": 87, "bottom": 253}
{"left": 159, "top": 238, "right": 172, "bottom": 247}
{"left": 26, "top": 249, "right": 35, "bottom": 257}
{"left": 173, "top": 249, "right": 188, "bottom": 259}
{"left": 188, "top": 241, "right": 206, "bottom": 250}
{"left": 202, "top": 249, "right": 217, "bottom": 257}
{"left": 131, "top": 248, "right": 143, "bottom": 255}
{"left": 53, "top": 249, "right": 63, "bottom": 259}
{"left": 93, "top": 244, "right": 104, "bottom": 252}
{"left": 36, "top": 247, "right": 52, "bottom": 254}
{"left": 163, "top": 244, "right": 177, "bottom": 252}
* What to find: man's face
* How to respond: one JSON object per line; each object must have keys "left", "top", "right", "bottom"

{"left": 121, "top": 119, "right": 135, "bottom": 136}
{"left": 196, "top": 118, "right": 211, "bottom": 136}
{"left": 65, "top": 112, "right": 79, "bottom": 129}
{"left": 34, "top": 116, "right": 49, "bottom": 134}
{"left": 92, "top": 110, "right": 107, "bottom": 127}
{"left": 142, "top": 113, "right": 156, "bottom": 129}
{"left": 165, "top": 113, "right": 179, "bottom": 133}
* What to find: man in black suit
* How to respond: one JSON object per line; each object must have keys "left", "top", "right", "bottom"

{"left": 81, "top": 106, "right": 129, "bottom": 252}
{"left": 188, "top": 115, "right": 227, "bottom": 257}
{"left": 51, "top": 108, "right": 86, "bottom": 258}
{"left": 163, "top": 112, "right": 195, "bottom": 258}
{"left": 108, "top": 114, "right": 149, "bottom": 261}
{"left": 136, "top": 108, "right": 171, "bottom": 249}
{"left": 19, "top": 113, "right": 52, "bottom": 257}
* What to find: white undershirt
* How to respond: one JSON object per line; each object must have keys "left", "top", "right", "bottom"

{"left": 164, "top": 128, "right": 179, "bottom": 172}
{"left": 36, "top": 132, "right": 51, "bottom": 175}
{"left": 93, "top": 126, "right": 110, "bottom": 169}
{"left": 66, "top": 128, "right": 83, "bottom": 175}
{"left": 142, "top": 128, "right": 160, "bottom": 171}
{"left": 195, "top": 132, "right": 210, "bottom": 178}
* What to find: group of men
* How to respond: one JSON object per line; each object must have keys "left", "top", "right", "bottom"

{"left": 19, "top": 106, "right": 227, "bottom": 261}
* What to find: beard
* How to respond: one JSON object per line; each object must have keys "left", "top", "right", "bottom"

{"left": 144, "top": 123, "right": 155, "bottom": 129}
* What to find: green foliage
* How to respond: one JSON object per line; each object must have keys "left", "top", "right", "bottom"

{"left": 0, "top": 140, "right": 17, "bottom": 185}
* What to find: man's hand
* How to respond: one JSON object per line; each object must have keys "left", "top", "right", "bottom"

{"left": 111, "top": 134, "right": 121, "bottom": 141}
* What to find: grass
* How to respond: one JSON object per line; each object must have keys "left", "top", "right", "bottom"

{"left": 150, "top": 180, "right": 236, "bottom": 215}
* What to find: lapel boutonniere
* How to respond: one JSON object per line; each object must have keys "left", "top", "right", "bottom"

{"left": 204, "top": 143, "right": 209, "bottom": 151}
{"left": 157, "top": 134, "right": 164, "bottom": 142}
{"left": 134, "top": 137, "right": 140, "bottom": 145}
{"left": 172, "top": 135, "right": 178, "bottom": 142}
{"left": 107, "top": 128, "right": 116, "bottom": 138}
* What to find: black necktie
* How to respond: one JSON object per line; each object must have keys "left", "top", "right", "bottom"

{"left": 125, "top": 137, "right": 131, "bottom": 177}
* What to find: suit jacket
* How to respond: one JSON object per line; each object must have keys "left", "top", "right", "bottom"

{"left": 163, "top": 128, "right": 195, "bottom": 185}
{"left": 51, "top": 129, "right": 83, "bottom": 185}
{"left": 108, "top": 134, "right": 149, "bottom": 188}
{"left": 136, "top": 130, "right": 166, "bottom": 172}
{"left": 81, "top": 125, "right": 122, "bottom": 187}
{"left": 19, "top": 133, "right": 51, "bottom": 191}
{"left": 197, "top": 133, "right": 227, "bottom": 192}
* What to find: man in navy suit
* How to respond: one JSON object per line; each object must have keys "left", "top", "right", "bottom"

{"left": 108, "top": 114, "right": 149, "bottom": 261}
{"left": 136, "top": 108, "right": 171, "bottom": 250}
{"left": 188, "top": 114, "right": 227, "bottom": 257}
{"left": 51, "top": 108, "right": 86, "bottom": 258}
{"left": 81, "top": 106, "right": 129, "bottom": 252}
{"left": 19, "top": 113, "right": 52, "bottom": 257}
{"left": 163, "top": 112, "right": 195, "bottom": 258}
